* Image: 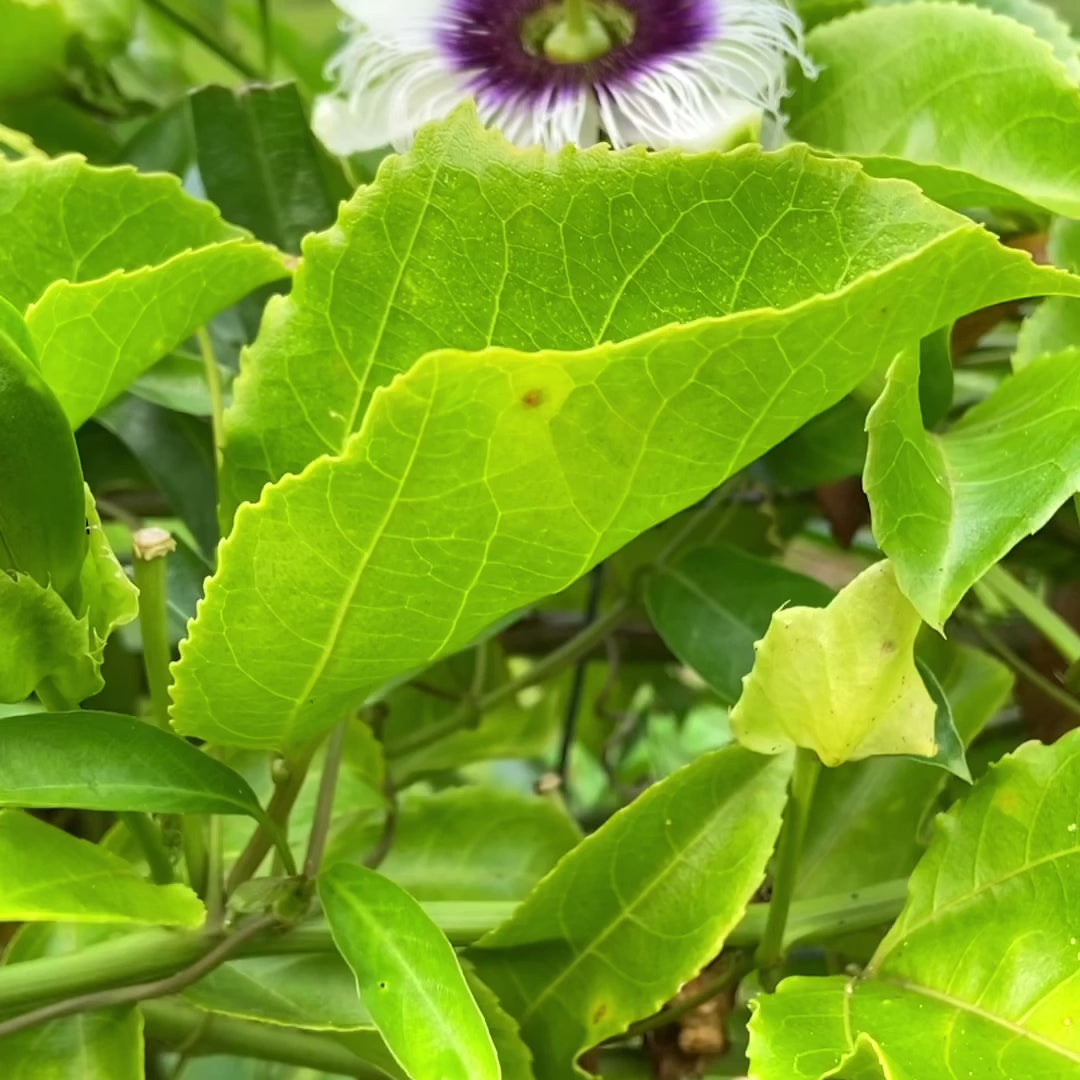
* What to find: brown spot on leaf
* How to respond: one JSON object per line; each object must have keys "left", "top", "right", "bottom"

{"left": 881, "top": 639, "right": 896, "bottom": 654}
{"left": 522, "top": 388, "right": 544, "bottom": 408}
{"left": 592, "top": 1002, "right": 608, "bottom": 1024}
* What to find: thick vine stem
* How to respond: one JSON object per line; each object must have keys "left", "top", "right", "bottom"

{"left": 755, "top": 748, "right": 823, "bottom": 987}
{"left": 142, "top": 998, "right": 389, "bottom": 1078}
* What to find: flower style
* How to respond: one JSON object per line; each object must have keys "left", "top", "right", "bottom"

{"left": 313, "top": 0, "right": 815, "bottom": 155}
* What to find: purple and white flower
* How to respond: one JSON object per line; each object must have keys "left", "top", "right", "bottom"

{"left": 313, "top": 0, "right": 814, "bottom": 154}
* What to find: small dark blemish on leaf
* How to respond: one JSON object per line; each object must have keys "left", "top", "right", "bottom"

{"left": 592, "top": 1002, "right": 608, "bottom": 1024}
{"left": 881, "top": 639, "right": 896, "bottom": 654}
{"left": 522, "top": 388, "right": 544, "bottom": 408}
{"left": 379, "top": 982, "right": 387, "bottom": 990}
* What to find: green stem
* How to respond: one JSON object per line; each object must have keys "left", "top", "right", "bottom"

{"left": 142, "top": 0, "right": 261, "bottom": 80}
{"left": 132, "top": 527, "right": 176, "bottom": 732}
{"left": 34, "top": 678, "right": 73, "bottom": 713}
{"left": 981, "top": 564, "right": 1080, "bottom": 664}
{"left": 0, "top": 885, "right": 908, "bottom": 1020}
{"left": 621, "top": 954, "right": 752, "bottom": 1039}
{"left": 389, "top": 596, "right": 631, "bottom": 758}
{"left": 0, "top": 918, "right": 276, "bottom": 1040}
{"left": 142, "top": 999, "right": 388, "bottom": 1078}
{"left": 755, "top": 748, "right": 822, "bottom": 985}
{"left": 197, "top": 328, "right": 229, "bottom": 538}
{"left": 227, "top": 749, "right": 312, "bottom": 892}
{"left": 303, "top": 721, "right": 347, "bottom": 879}
{"left": 564, "top": 0, "right": 588, "bottom": 33}
{"left": 120, "top": 811, "right": 175, "bottom": 886}
{"left": 965, "top": 618, "right": 1080, "bottom": 720}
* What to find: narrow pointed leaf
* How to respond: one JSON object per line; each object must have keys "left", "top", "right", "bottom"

{"left": 865, "top": 345, "right": 1080, "bottom": 629}
{"left": 319, "top": 863, "right": 500, "bottom": 1080}
{"left": 0, "top": 810, "right": 204, "bottom": 926}
{"left": 731, "top": 560, "right": 937, "bottom": 766}
{"left": 173, "top": 130, "right": 1080, "bottom": 752}
{"left": 0, "top": 711, "right": 267, "bottom": 820}
{"left": 468, "top": 745, "right": 792, "bottom": 1078}
{"left": 750, "top": 729, "right": 1080, "bottom": 1078}
{"left": 788, "top": 3, "right": 1080, "bottom": 215}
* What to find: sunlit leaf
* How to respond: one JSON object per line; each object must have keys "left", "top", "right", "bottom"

{"left": 319, "top": 863, "right": 500, "bottom": 1080}
{"left": 0, "top": 154, "right": 288, "bottom": 425}
{"left": 865, "top": 344, "right": 1080, "bottom": 629}
{"left": 468, "top": 745, "right": 792, "bottom": 1078}
{"left": 788, "top": 2, "right": 1080, "bottom": 214}
{"left": 750, "top": 729, "right": 1080, "bottom": 1078}
{"left": 172, "top": 115, "right": 1080, "bottom": 752}
{"left": 0, "top": 809, "right": 204, "bottom": 926}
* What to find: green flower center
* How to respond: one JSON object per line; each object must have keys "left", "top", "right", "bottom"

{"left": 521, "top": 1, "right": 637, "bottom": 66}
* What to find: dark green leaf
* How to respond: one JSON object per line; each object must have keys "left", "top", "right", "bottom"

{"left": 646, "top": 545, "right": 833, "bottom": 703}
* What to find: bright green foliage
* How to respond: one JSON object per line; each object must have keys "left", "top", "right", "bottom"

{"left": 469, "top": 746, "right": 792, "bottom": 1079}
{"left": 373, "top": 788, "right": 581, "bottom": 902}
{"left": 866, "top": 345, "right": 1080, "bottom": 629}
{"left": 220, "top": 106, "right": 1075, "bottom": 514}
{"left": 1016, "top": 218, "right": 1080, "bottom": 367}
{"left": 319, "top": 863, "right": 500, "bottom": 1080}
{"left": 750, "top": 730, "right": 1080, "bottom": 1077}
{"left": 0, "top": 298, "right": 86, "bottom": 604}
{"left": 173, "top": 140, "right": 1080, "bottom": 752}
{"left": 796, "top": 641, "right": 1013, "bottom": 898}
{"left": 0, "top": 489, "right": 137, "bottom": 704}
{"left": 0, "top": 154, "right": 287, "bottom": 425}
{"left": 0, "top": 809, "right": 204, "bottom": 925}
{"left": 645, "top": 545, "right": 833, "bottom": 703}
{"left": 788, "top": 2, "right": 1080, "bottom": 215}
{"left": 0, "top": 0, "right": 70, "bottom": 100}
{"left": 0, "top": 711, "right": 267, "bottom": 820}
{"left": 464, "top": 966, "right": 535, "bottom": 1080}
{"left": 1, "top": 924, "right": 143, "bottom": 1079}
{"left": 731, "top": 560, "right": 937, "bottom": 765}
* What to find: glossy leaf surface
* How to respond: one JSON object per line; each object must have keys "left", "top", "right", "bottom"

{"left": 866, "top": 345, "right": 1080, "bottom": 629}
{"left": 788, "top": 3, "right": 1080, "bottom": 215}
{"left": 172, "top": 119, "right": 1080, "bottom": 751}
{"left": 0, "top": 711, "right": 266, "bottom": 819}
{"left": 319, "top": 863, "right": 500, "bottom": 1080}
{"left": 0, "top": 154, "right": 288, "bottom": 425}
{"left": 469, "top": 745, "right": 792, "bottom": 1078}
{"left": 750, "top": 730, "right": 1080, "bottom": 1078}
{"left": 0, "top": 810, "right": 204, "bottom": 926}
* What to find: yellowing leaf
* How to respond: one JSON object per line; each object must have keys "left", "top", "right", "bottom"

{"left": 731, "top": 560, "right": 936, "bottom": 766}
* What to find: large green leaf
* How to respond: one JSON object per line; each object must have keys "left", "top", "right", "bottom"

{"left": 730, "top": 560, "right": 937, "bottom": 765}
{"left": 750, "top": 729, "right": 1080, "bottom": 1078}
{"left": 788, "top": 3, "right": 1080, "bottom": 215}
{"left": 319, "top": 863, "right": 500, "bottom": 1080}
{"left": 0, "top": 710, "right": 267, "bottom": 820}
{"left": 865, "top": 345, "right": 1080, "bottom": 629}
{"left": 0, "top": 155, "right": 287, "bottom": 425}
{"left": 373, "top": 787, "right": 581, "bottom": 902}
{"left": 173, "top": 128, "right": 1080, "bottom": 753}
{"left": 0, "top": 809, "right": 204, "bottom": 926}
{"left": 0, "top": 924, "right": 143, "bottom": 1078}
{"left": 795, "top": 640, "right": 1014, "bottom": 899}
{"left": 645, "top": 545, "right": 833, "bottom": 704}
{"left": 1016, "top": 218, "right": 1080, "bottom": 368}
{"left": 0, "top": 0, "right": 68, "bottom": 101}
{"left": 468, "top": 745, "right": 792, "bottom": 1079}
{"left": 220, "top": 105, "right": 1079, "bottom": 515}
{"left": 0, "top": 488, "right": 138, "bottom": 705}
